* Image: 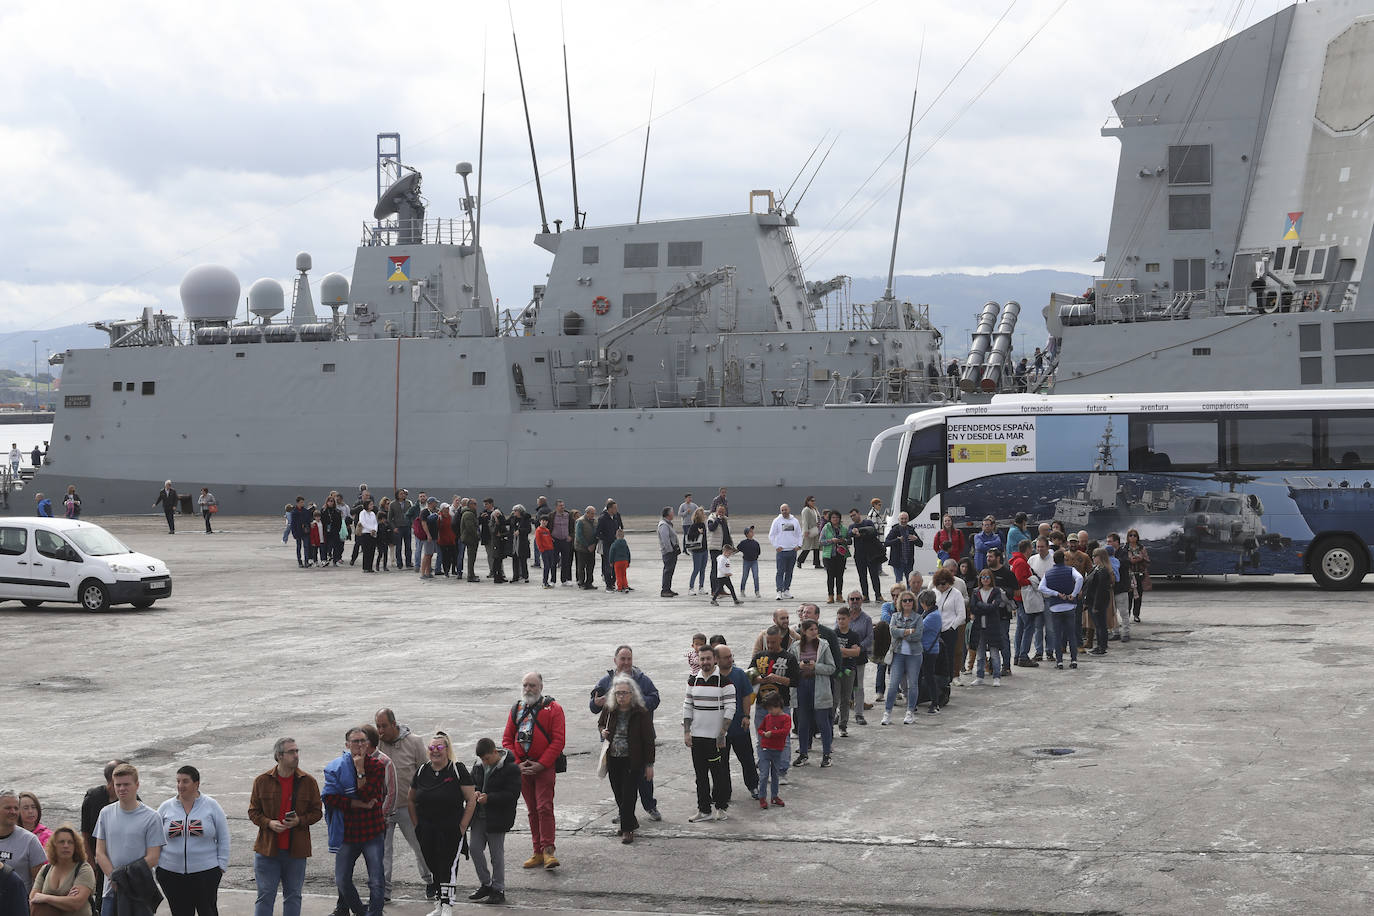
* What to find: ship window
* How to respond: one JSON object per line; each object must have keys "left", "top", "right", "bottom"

{"left": 622, "top": 292, "right": 658, "bottom": 317}
{"left": 141, "top": 381, "right": 155, "bottom": 396}
{"left": 1335, "top": 353, "right": 1374, "bottom": 383}
{"left": 1333, "top": 321, "right": 1374, "bottom": 350}
{"left": 1299, "top": 324, "right": 1321, "bottom": 352}
{"left": 1294, "top": 250, "right": 1310, "bottom": 275}
{"left": 582, "top": 246, "right": 599, "bottom": 265}
{"left": 1192, "top": 347, "right": 1211, "bottom": 356}
{"left": 1167, "top": 144, "right": 1211, "bottom": 184}
{"left": 0, "top": 527, "right": 26, "bottom": 556}
{"left": 1274, "top": 247, "right": 1287, "bottom": 270}
{"left": 471, "top": 371, "right": 486, "bottom": 386}
{"left": 1311, "top": 248, "right": 1327, "bottom": 275}
{"left": 1300, "top": 357, "right": 1323, "bottom": 385}
{"left": 1129, "top": 419, "right": 1218, "bottom": 471}
{"left": 1172, "top": 258, "right": 1206, "bottom": 292}
{"left": 1322, "top": 414, "right": 1374, "bottom": 467}
{"left": 1145, "top": 262, "right": 1160, "bottom": 273}
{"left": 235, "top": 352, "right": 245, "bottom": 358}
{"left": 667, "top": 241, "right": 703, "bottom": 267}
{"left": 623, "top": 243, "right": 658, "bottom": 268}
{"left": 125, "top": 382, "right": 134, "bottom": 391}
{"left": 1230, "top": 416, "right": 1315, "bottom": 468}
{"left": 1168, "top": 194, "right": 1210, "bottom": 230}
{"left": 534, "top": 356, "right": 545, "bottom": 363}
{"left": 323, "top": 363, "right": 336, "bottom": 373}
{"left": 112, "top": 381, "right": 122, "bottom": 392}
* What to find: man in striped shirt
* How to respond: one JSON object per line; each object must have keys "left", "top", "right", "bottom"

{"left": 682, "top": 645, "right": 735, "bottom": 822}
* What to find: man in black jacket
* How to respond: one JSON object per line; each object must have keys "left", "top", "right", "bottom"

{"left": 468, "top": 738, "right": 520, "bottom": 906}
{"left": 847, "top": 508, "right": 884, "bottom": 602}
{"left": 595, "top": 499, "right": 624, "bottom": 592}
{"left": 884, "top": 512, "right": 921, "bottom": 584}
{"left": 152, "top": 481, "right": 178, "bottom": 534}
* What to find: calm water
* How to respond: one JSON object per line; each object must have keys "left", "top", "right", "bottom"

{"left": 1, "top": 421, "right": 55, "bottom": 465}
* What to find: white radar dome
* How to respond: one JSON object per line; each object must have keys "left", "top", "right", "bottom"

{"left": 295, "top": 252, "right": 313, "bottom": 272}
{"left": 248, "top": 278, "right": 286, "bottom": 319}
{"left": 180, "top": 264, "right": 241, "bottom": 322}
{"left": 320, "top": 273, "right": 350, "bottom": 307}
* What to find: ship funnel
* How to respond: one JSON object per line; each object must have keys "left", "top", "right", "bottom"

{"left": 959, "top": 301, "right": 1000, "bottom": 392}
{"left": 291, "top": 252, "right": 317, "bottom": 326}
{"left": 980, "top": 299, "right": 1021, "bottom": 392}
{"left": 248, "top": 278, "right": 285, "bottom": 322}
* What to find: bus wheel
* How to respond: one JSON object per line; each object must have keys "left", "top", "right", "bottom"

{"left": 1311, "top": 537, "right": 1368, "bottom": 590}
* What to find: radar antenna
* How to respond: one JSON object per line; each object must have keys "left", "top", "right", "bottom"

{"left": 561, "top": 5, "right": 584, "bottom": 230}
{"left": 636, "top": 73, "right": 655, "bottom": 225}
{"left": 884, "top": 31, "right": 923, "bottom": 302}
{"left": 509, "top": 7, "right": 550, "bottom": 234}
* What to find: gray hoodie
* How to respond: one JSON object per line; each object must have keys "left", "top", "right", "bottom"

{"left": 380, "top": 725, "right": 428, "bottom": 787}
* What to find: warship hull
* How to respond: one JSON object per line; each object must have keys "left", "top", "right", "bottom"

{"left": 27, "top": 336, "right": 916, "bottom": 516}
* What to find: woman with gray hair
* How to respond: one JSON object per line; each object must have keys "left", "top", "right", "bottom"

{"left": 596, "top": 675, "right": 656, "bottom": 844}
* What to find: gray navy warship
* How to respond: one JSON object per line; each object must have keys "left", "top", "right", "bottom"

{"left": 25, "top": 0, "right": 1374, "bottom": 516}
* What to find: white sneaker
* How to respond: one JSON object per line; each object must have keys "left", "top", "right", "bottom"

{"left": 439, "top": 905, "right": 452, "bottom": 916}
{"left": 880, "top": 713, "right": 891, "bottom": 726}
{"left": 427, "top": 905, "right": 443, "bottom": 916}
{"left": 953, "top": 676, "right": 965, "bottom": 687}
{"left": 902, "top": 711, "right": 916, "bottom": 725}
{"left": 687, "top": 810, "right": 713, "bottom": 823}
{"left": 775, "top": 593, "right": 784, "bottom": 601}
{"left": 972, "top": 678, "right": 985, "bottom": 686}
{"left": 992, "top": 677, "right": 1001, "bottom": 686}
{"left": 754, "top": 591, "right": 760, "bottom": 598}
{"left": 713, "top": 808, "right": 729, "bottom": 821}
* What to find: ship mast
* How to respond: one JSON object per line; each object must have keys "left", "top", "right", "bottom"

{"left": 884, "top": 34, "right": 923, "bottom": 302}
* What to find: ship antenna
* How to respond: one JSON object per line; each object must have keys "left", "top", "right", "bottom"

{"left": 884, "top": 29, "right": 923, "bottom": 302}
{"left": 473, "top": 36, "right": 487, "bottom": 308}
{"left": 561, "top": 4, "right": 583, "bottom": 230}
{"left": 782, "top": 132, "right": 828, "bottom": 206}
{"left": 636, "top": 72, "right": 655, "bottom": 225}
{"left": 791, "top": 133, "right": 838, "bottom": 213}
{"left": 509, "top": 4, "right": 550, "bottom": 234}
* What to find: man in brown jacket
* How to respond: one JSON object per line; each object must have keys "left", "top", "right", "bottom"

{"left": 248, "top": 737, "right": 323, "bottom": 916}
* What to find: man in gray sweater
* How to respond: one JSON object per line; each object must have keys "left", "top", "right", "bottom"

{"left": 658, "top": 508, "right": 680, "bottom": 598}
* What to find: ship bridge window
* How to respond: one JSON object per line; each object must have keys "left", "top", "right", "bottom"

{"left": 622, "top": 292, "right": 657, "bottom": 317}
{"left": 141, "top": 381, "right": 155, "bottom": 396}
{"left": 667, "top": 241, "right": 703, "bottom": 267}
{"left": 582, "top": 246, "right": 599, "bottom": 265}
{"left": 1322, "top": 414, "right": 1374, "bottom": 468}
{"left": 1128, "top": 418, "right": 1218, "bottom": 471}
{"left": 1230, "top": 416, "right": 1316, "bottom": 469}
{"left": 1168, "top": 194, "right": 1210, "bottom": 231}
{"left": 1168, "top": 144, "right": 1211, "bottom": 184}
{"left": 624, "top": 243, "right": 658, "bottom": 268}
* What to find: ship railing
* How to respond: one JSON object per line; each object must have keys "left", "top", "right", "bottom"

{"left": 361, "top": 218, "right": 472, "bottom": 247}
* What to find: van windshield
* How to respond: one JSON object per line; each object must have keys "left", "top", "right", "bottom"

{"left": 66, "top": 528, "right": 133, "bottom": 557}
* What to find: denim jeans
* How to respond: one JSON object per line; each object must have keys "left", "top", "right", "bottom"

{"left": 775, "top": 549, "right": 796, "bottom": 593}
{"left": 999, "top": 618, "right": 1013, "bottom": 671}
{"left": 892, "top": 564, "right": 912, "bottom": 584}
{"left": 689, "top": 550, "right": 708, "bottom": 590}
{"left": 1017, "top": 610, "right": 1045, "bottom": 658}
{"left": 976, "top": 631, "right": 1004, "bottom": 678}
{"left": 740, "top": 558, "right": 760, "bottom": 593}
{"left": 254, "top": 851, "right": 307, "bottom": 916}
{"left": 335, "top": 834, "right": 385, "bottom": 916}
{"left": 885, "top": 651, "right": 921, "bottom": 712}
{"left": 1047, "top": 611, "right": 1078, "bottom": 662}
{"left": 753, "top": 705, "right": 791, "bottom": 776}
{"left": 757, "top": 747, "right": 785, "bottom": 799}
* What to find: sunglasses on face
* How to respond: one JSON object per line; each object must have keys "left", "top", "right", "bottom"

{"left": 428, "top": 744, "right": 447, "bottom": 751}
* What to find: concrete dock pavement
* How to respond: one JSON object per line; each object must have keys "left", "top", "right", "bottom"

{"left": 3, "top": 513, "right": 1374, "bottom": 915}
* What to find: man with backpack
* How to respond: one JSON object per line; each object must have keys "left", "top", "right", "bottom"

{"left": 500, "top": 674, "right": 566, "bottom": 872}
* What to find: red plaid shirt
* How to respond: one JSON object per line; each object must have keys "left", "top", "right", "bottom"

{"left": 325, "top": 754, "right": 386, "bottom": 843}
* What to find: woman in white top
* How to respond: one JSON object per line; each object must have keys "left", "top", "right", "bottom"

{"left": 358, "top": 498, "right": 380, "bottom": 572}
{"left": 931, "top": 567, "right": 967, "bottom": 691}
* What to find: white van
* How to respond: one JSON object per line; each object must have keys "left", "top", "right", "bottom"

{"left": 0, "top": 518, "right": 172, "bottom": 611}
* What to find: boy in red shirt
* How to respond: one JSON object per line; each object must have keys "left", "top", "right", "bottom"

{"left": 755, "top": 694, "right": 792, "bottom": 808}
{"left": 535, "top": 518, "right": 557, "bottom": 588}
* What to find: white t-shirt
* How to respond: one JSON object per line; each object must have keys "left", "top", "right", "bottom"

{"left": 716, "top": 554, "right": 733, "bottom": 577}
{"left": 93, "top": 803, "right": 165, "bottom": 896}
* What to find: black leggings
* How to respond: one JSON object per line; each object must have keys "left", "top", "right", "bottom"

{"left": 824, "top": 556, "right": 847, "bottom": 596}
{"left": 797, "top": 548, "right": 823, "bottom": 568}
{"left": 157, "top": 866, "right": 222, "bottom": 916}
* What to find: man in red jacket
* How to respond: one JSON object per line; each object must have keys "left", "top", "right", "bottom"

{"left": 501, "top": 672, "right": 566, "bottom": 871}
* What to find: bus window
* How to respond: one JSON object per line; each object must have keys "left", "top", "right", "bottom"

{"left": 902, "top": 425, "right": 945, "bottom": 520}
{"left": 1230, "top": 416, "right": 1315, "bottom": 468}
{"left": 1322, "top": 414, "right": 1374, "bottom": 468}
{"left": 1129, "top": 418, "right": 1219, "bottom": 471}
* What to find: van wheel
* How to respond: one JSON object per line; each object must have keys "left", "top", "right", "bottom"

{"left": 130, "top": 599, "right": 155, "bottom": 609}
{"left": 21, "top": 599, "right": 43, "bottom": 608}
{"left": 79, "top": 580, "right": 111, "bottom": 612}
{"left": 1311, "top": 537, "right": 1368, "bottom": 590}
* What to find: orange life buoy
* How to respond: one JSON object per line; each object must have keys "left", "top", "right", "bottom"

{"left": 593, "top": 295, "right": 611, "bottom": 315}
{"left": 1302, "top": 289, "right": 1321, "bottom": 311}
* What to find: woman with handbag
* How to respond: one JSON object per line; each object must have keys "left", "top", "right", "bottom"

{"left": 28, "top": 826, "right": 95, "bottom": 916}
{"left": 820, "top": 510, "right": 850, "bottom": 604}
{"left": 597, "top": 675, "right": 656, "bottom": 845}
{"left": 197, "top": 488, "right": 217, "bottom": 534}
{"left": 685, "top": 508, "right": 709, "bottom": 595}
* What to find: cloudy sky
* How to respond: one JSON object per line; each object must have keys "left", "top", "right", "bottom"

{"left": 0, "top": 0, "right": 1292, "bottom": 333}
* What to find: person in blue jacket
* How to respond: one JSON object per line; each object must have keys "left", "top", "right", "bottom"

{"left": 919, "top": 591, "right": 944, "bottom": 713}
{"left": 35, "top": 492, "right": 52, "bottom": 517}
{"left": 589, "top": 647, "right": 661, "bottom": 821}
